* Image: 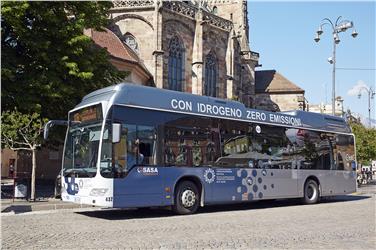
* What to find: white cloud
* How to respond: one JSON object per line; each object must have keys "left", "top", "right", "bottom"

{"left": 347, "top": 80, "right": 370, "bottom": 97}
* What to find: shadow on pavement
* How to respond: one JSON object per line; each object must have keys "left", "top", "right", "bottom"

{"left": 2, "top": 205, "right": 33, "bottom": 214}
{"left": 78, "top": 207, "right": 174, "bottom": 220}
{"left": 1, "top": 199, "right": 53, "bottom": 214}
{"left": 1, "top": 181, "right": 55, "bottom": 201}
{"left": 77, "top": 194, "right": 371, "bottom": 220}
{"left": 320, "top": 194, "right": 371, "bottom": 203}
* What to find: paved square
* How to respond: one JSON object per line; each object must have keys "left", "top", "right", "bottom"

{"left": 2, "top": 185, "right": 375, "bottom": 249}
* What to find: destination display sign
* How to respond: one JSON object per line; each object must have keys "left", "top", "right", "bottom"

{"left": 71, "top": 104, "right": 103, "bottom": 123}
{"left": 170, "top": 98, "right": 302, "bottom": 127}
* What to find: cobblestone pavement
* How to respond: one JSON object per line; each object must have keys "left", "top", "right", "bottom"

{"left": 1, "top": 185, "right": 375, "bottom": 249}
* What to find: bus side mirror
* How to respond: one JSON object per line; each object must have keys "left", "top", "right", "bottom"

{"left": 112, "top": 123, "right": 122, "bottom": 143}
{"left": 44, "top": 121, "right": 53, "bottom": 140}
{"left": 44, "top": 120, "right": 68, "bottom": 140}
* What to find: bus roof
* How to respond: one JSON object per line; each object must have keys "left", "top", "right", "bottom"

{"left": 76, "top": 83, "right": 352, "bottom": 134}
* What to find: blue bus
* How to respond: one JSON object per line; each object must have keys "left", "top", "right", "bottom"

{"left": 45, "top": 83, "right": 357, "bottom": 214}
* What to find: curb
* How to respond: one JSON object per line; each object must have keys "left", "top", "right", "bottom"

{"left": 1, "top": 202, "right": 92, "bottom": 214}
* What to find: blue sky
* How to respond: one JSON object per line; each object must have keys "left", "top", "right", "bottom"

{"left": 248, "top": 1, "right": 375, "bottom": 120}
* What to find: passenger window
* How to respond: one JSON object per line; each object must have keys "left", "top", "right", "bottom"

{"left": 335, "top": 135, "right": 354, "bottom": 171}
{"left": 121, "top": 125, "right": 157, "bottom": 169}
{"left": 163, "top": 116, "right": 220, "bottom": 167}
{"left": 336, "top": 153, "right": 344, "bottom": 170}
{"left": 215, "top": 120, "right": 249, "bottom": 167}
{"left": 137, "top": 125, "right": 157, "bottom": 165}
{"left": 212, "top": 123, "right": 298, "bottom": 169}
{"left": 293, "top": 131, "right": 335, "bottom": 170}
{"left": 251, "top": 125, "right": 294, "bottom": 170}
{"left": 100, "top": 120, "right": 158, "bottom": 178}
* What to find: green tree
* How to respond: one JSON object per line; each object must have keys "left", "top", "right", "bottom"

{"left": 350, "top": 122, "right": 376, "bottom": 165}
{"left": 1, "top": 110, "right": 48, "bottom": 201}
{"left": 1, "top": 1, "right": 126, "bottom": 119}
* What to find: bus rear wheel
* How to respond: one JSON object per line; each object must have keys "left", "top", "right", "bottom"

{"left": 303, "top": 179, "right": 319, "bottom": 204}
{"left": 173, "top": 181, "right": 199, "bottom": 215}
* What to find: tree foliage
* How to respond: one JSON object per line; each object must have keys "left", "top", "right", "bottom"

{"left": 1, "top": 109, "right": 48, "bottom": 200}
{"left": 1, "top": 109, "right": 47, "bottom": 151}
{"left": 1, "top": 1, "right": 126, "bottom": 119}
{"left": 350, "top": 122, "right": 376, "bottom": 165}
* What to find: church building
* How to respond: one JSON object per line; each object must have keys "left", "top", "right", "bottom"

{"left": 88, "top": 0, "right": 307, "bottom": 111}
{"left": 101, "top": 0, "right": 259, "bottom": 107}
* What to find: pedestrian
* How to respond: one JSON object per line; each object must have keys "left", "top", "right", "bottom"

{"left": 9, "top": 163, "right": 14, "bottom": 178}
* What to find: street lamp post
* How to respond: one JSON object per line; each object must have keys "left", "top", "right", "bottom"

{"left": 314, "top": 16, "right": 358, "bottom": 116}
{"left": 358, "top": 86, "right": 375, "bottom": 127}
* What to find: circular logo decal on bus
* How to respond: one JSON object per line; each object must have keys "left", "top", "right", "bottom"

{"left": 204, "top": 168, "right": 216, "bottom": 184}
{"left": 255, "top": 125, "right": 261, "bottom": 134}
{"left": 262, "top": 169, "right": 267, "bottom": 176}
{"left": 246, "top": 177, "right": 253, "bottom": 185}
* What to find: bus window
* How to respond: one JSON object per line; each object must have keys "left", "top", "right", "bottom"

{"left": 163, "top": 127, "right": 190, "bottom": 166}
{"left": 251, "top": 125, "right": 295, "bottom": 170}
{"left": 137, "top": 125, "right": 157, "bottom": 165}
{"left": 163, "top": 116, "right": 220, "bottom": 167}
{"left": 214, "top": 122, "right": 296, "bottom": 169}
{"left": 293, "top": 130, "right": 336, "bottom": 170}
{"left": 122, "top": 125, "right": 156, "bottom": 169}
{"left": 335, "top": 134, "right": 355, "bottom": 171}
{"left": 164, "top": 141, "right": 176, "bottom": 165}
{"left": 100, "top": 121, "right": 157, "bottom": 178}
{"left": 336, "top": 153, "right": 344, "bottom": 170}
{"left": 100, "top": 120, "right": 126, "bottom": 178}
{"left": 215, "top": 119, "right": 249, "bottom": 167}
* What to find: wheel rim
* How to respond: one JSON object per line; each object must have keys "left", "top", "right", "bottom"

{"left": 181, "top": 189, "right": 196, "bottom": 208}
{"left": 307, "top": 184, "right": 317, "bottom": 200}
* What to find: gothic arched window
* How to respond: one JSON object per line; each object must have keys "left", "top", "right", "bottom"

{"left": 168, "top": 36, "right": 185, "bottom": 91}
{"left": 123, "top": 33, "right": 139, "bottom": 53}
{"left": 204, "top": 52, "right": 218, "bottom": 97}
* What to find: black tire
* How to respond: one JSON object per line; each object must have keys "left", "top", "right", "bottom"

{"left": 173, "top": 181, "right": 200, "bottom": 215}
{"left": 303, "top": 179, "right": 319, "bottom": 204}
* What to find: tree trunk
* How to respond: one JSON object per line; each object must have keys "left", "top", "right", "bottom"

{"left": 31, "top": 148, "right": 37, "bottom": 201}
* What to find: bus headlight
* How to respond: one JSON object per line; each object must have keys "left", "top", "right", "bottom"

{"left": 90, "top": 188, "right": 108, "bottom": 196}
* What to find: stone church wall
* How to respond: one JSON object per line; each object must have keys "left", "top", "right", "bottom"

{"left": 270, "top": 93, "right": 305, "bottom": 111}
{"left": 232, "top": 38, "right": 242, "bottom": 99}
{"left": 111, "top": 10, "right": 155, "bottom": 74}
{"left": 202, "top": 27, "right": 229, "bottom": 98}
{"left": 254, "top": 93, "right": 305, "bottom": 112}
{"left": 108, "top": 1, "right": 258, "bottom": 107}
{"left": 162, "top": 10, "right": 196, "bottom": 93}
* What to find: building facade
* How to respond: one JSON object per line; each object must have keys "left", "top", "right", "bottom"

{"left": 254, "top": 70, "right": 306, "bottom": 112}
{"left": 1, "top": 147, "right": 63, "bottom": 181}
{"left": 108, "top": 0, "right": 259, "bottom": 107}
{"left": 309, "top": 97, "right": 345, "bottom": 117}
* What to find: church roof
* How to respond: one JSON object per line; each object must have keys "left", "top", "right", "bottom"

{"left": 86, "top": 28, "right": 152, "bottom": 79}
{"left": 87, "top": 28, "right": 139, "bottom": 63}
{"left": 255, "top": 70, "right": 304, "bottom": 94}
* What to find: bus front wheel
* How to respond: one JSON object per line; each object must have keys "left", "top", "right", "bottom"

{"left": 173, "top": 181, "right": 199, "bottom": 215}
{"left": 303, "top": 179, "right": 319, "bottom": 204}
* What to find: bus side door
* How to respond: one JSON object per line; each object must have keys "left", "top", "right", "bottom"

{"left": 113, "top": 166, "right": 164, "bottom": 207}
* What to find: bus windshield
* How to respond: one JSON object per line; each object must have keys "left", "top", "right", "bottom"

{"left": 63, "top": 104, "right": 103, "bottom": 177}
